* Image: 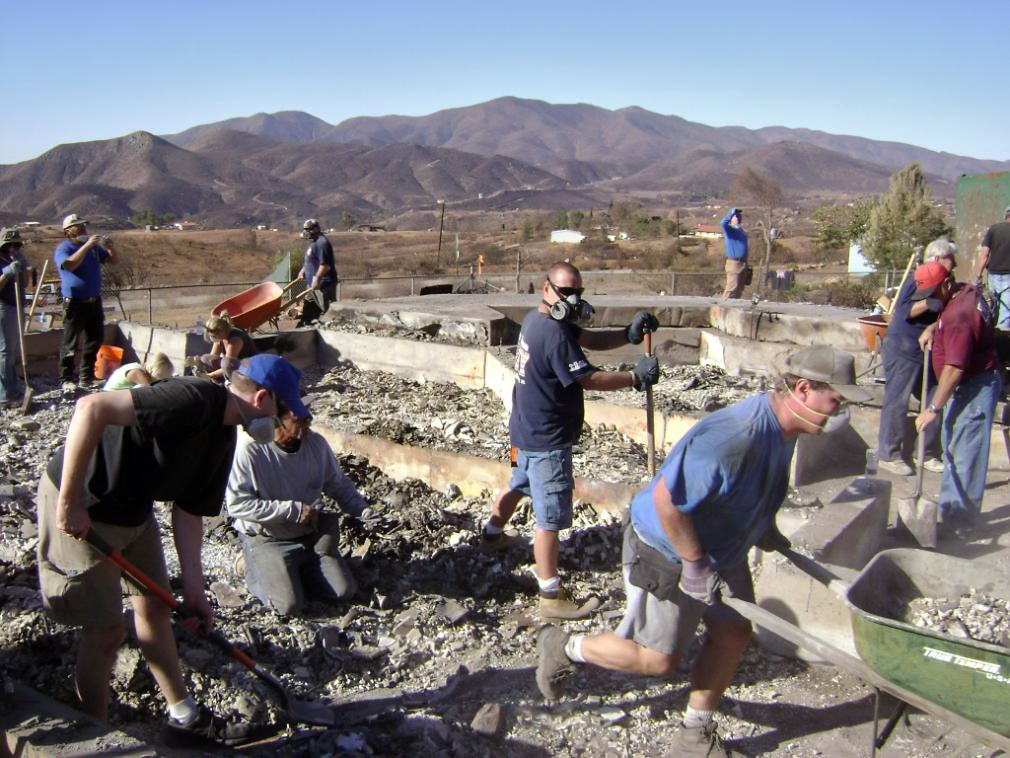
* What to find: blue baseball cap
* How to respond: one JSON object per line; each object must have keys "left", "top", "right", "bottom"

{"left": 237, "top": 355, "right": 308, "bottom": 419}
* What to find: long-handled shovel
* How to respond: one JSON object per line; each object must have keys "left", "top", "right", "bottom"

{"left": 644, "top": 331, "right": 656, "bottom": 477}
{"left": 12, "top": 276, "right": 34, "bottom": 414}
{"left": 896, "top": 347, "right": 938, "bottom": 547}
{"left": 84, "top": 530, "right": 338, "bottom": 727}
{"left": 24, "top": 259, "right": 49, "bottom": 334}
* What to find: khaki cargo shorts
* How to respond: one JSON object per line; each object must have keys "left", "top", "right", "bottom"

{"left": 36, "top": 474, "right": 169, "bottom": 627}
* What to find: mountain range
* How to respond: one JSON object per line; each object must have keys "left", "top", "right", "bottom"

{"left": 2, "top": 97, "right": 1005, "bottom": 227}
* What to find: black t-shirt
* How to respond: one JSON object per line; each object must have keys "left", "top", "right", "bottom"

{"left": 508, "top": 310, "right": 594, "bottom": 451}
{"left": 46, "top": 378, "right": 236, "bottom": 527}
{"left": 983, "top": 221, "right": 1010, "bottom": 273}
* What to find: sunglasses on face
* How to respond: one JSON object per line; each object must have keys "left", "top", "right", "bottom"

{"left": 548, "top": 281, "right": 584, "bottom": 298}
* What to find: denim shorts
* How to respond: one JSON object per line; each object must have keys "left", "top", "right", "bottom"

{"left": 508, "top": 447, "right": 574, "bottom": 530}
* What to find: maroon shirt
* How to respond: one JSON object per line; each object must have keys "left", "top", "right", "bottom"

{"left": 932, "top": 285, "right": 998, "bottom": 378}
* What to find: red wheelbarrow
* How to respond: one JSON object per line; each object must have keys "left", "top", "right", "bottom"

{"left": 212, "top": 281, "right": 309, "bottom": 332}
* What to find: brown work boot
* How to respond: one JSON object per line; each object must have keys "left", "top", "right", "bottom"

{"left": 672, "top": 721, "right": 744, "bottom": 757}
{"left": 538, "top": 589, "right": 600, "bottom": 620}
{"left": 478, "top": 529, "right": 528, "bottom": 555}
{"left": 535, "top": 625, "right": 575, "bottom": 700}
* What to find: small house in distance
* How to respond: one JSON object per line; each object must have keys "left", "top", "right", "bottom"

{"left": 550, "top": 229, "right": 585, "bottom": 244}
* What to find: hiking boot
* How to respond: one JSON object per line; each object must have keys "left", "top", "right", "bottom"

{"left": 535, "top": 625, "right": 575, "bottom": 700}
{"left": 164, "top": 704, "right": 276, "bottom": 748}
{"left": 672, "top": 721, "right": 744, "bottom": 757}
{"left": 918, "top": 456, "right": 945, "bottom": 474}
{"left": 878, "top": 458, "right": 913, "bottom": 476}
{"left": 478, "top": 529, "right": 528, "bottom": 555}
{"left": 539, "top": 589, "right": 600, "bottom": 620}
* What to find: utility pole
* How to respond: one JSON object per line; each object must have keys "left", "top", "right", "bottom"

{"left": 515, "top": 246, "right": 521, "bottom": 293}
{"left": 436, "top": 200, "right": 446, "bottom": 268}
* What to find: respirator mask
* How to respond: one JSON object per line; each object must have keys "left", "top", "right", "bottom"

{"left": 787, "top": 386, "right": 850, "bottom": 434}
{"left": 544, "top": 281, "right": 594, "bottom": 322}
{"left": 234, "top": 392, "right": 280, "bottom": 444}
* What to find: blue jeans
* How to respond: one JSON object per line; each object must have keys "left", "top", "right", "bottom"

{"left": 0, "top": 302, "right": 21, "bottom": 403}
{"left": 507, "top": 447, "right": 575, "bottom": 530}
{"left": 988, "top": 272, "right": 1010, "bottom": 330}
{"left": 938, "top": 369, "right": 1003, "bottom": 527}
{"left": 878, "top": 345, "right": 938, "bottom": 461}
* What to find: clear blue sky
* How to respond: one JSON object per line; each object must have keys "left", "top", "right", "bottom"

{"left": 3, "top": 0, "right": 1006, "bottom": 165}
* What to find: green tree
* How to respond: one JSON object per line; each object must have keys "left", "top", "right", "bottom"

{"left": 339, "top": 211, "right": 357, "bottom": 229}
{"left": 521, "top": 220, "right": 535, "bottom": 242}
{"left": 553, "top": 210, "right": 569, "bottom": 229}
{"left": 569, "top": 210, "right": 585, "bottom": 230}
{"left": 131, "top": 209, "right": 176, "bottom": 227}
{"left": 812, "top": 198, "right": 875, "bottom": 248}
{"left": 862, "top": 164, "right": 951, "bottom": 270}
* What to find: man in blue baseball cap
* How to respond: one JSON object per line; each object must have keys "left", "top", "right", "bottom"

{"left": 35, "top": 353, "right": 303, "bottom": 748}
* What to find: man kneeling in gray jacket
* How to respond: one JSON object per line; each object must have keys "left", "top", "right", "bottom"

{"left": 226, "top": 394, "right": 368, "bottom": 616}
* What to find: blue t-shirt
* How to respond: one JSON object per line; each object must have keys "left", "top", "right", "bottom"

{"left": 720, "top": 210, "right": 748, "bottom": 262}
{"left": 54, "top": 240, "right": 109, "bottom": 298}
{"left": 303, "top": 235, "right": 336, "bottom": 289}
{"left": 508, "top": 310, "right": 594, "bottom": 451}
{"left": 630, "top": 392, "right": 795, "bottom": 570}
{"left": 884, "top": 276, "right": 939, "bottom": 362}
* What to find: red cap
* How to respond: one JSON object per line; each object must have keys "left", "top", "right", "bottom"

{"left": 910, "top": 261, "right": 951, "bottom": 300}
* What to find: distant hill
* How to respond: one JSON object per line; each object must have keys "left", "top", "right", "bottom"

{"left": 2, "top": 97, "right": 1004, "bottom": 227}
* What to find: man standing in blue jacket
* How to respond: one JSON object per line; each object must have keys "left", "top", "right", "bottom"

{"left": 720, "top": 207, "right": 748, "bottom": 299}
{"left": 53, "top": 214, "right": 114, "bottom": 395}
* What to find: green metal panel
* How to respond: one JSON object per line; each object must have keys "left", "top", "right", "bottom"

{"left": 955, "top": 172, "right": 1010, "bottom": 274}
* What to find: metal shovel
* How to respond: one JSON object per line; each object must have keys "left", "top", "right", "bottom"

{"left": 84, "top": 530, "right": 338, "bottom": 727}
{"left": 896, "top": 347, "right": 938, "bottom": 548}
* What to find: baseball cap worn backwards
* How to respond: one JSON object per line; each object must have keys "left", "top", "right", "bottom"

{"left": 237, "top": 354, "right": 308, "bottom": 419}
{"left": 62, "top": 213, "right": 87, "bottom": 230}
{"left": 786, "top": 345, "right": 871, "bottom": 403}
{"left": 910, "top": 261, "right": 951, "bottom": 301}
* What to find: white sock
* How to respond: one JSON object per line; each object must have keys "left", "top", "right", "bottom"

{"left": 564, "top": 634, "right": 586, "bottom": 663}
{"left": 167, "top": 696, "right": 199, "bottom": 724}
{"left": 683, "top": 705, "right": 714, "bottom": 729}
{"left": 484, "top": 521, "right": 503, "bottom": 536}
{"left": 536, "top": 574, "right": 561, "bottom": 594}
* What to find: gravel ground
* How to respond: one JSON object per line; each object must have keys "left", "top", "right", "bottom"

{"left": 0, "top": 378, "right": 1004, "bottom": 757}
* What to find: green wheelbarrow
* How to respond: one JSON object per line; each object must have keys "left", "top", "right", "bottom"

{"left": 725, "top": 548, "right": 1010, "bottom": 755}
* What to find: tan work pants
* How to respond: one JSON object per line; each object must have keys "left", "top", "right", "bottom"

{"left": 722, "top": 259, "right": 746, "bottom": 299}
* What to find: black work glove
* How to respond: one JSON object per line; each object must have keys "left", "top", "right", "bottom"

{"left": 678, "top": 556, "right": 723, "bottom": 605}
{"left": 756, "top": 522, "right": 791, "bottom": 553}
{"left": 630, "top": 355, "right": 660, "bottom": 390}
{"left": 625, "top": 310, "right": 659, "bottom": 345}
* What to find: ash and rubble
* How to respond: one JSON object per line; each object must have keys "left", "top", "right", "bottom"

{"left": 0, "top": 375, "right": 963, "bottom": 757}
{"left": 903, "top": 591, "right": 1010, "bottom": 647}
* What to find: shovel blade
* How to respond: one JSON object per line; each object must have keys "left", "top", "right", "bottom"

{"left": 20, "top": 387, "right": 33, "bottom": 415}
{"left": 284, "top": 696, "right": 338, "bottom": 727}
{"left": 897, "top": 495, "right": 938, "bottom": 548}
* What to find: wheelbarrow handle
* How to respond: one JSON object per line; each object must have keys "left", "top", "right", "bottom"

{"left": 776, "top": 546, "right": 850, "bottom": 597}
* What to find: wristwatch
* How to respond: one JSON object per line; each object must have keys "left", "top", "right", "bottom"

{"left": 927, "top": 403, "right": 940, "bottom": 414}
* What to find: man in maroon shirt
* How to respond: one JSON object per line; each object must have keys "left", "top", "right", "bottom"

{"left": 912, "top": 261, "right": 1003, "bottom": 538}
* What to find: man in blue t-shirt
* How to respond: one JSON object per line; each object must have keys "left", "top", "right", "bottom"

{"left": 53, "top": 214, "right": 114, "bottom": 394}
{"left": 720, "top": 207, "right": 748, "bottom": 299}
{"left": 877, "top": 238, "right": 955, "bottom": 475}
{"left": 479, "top": 261, "right": 660, "bottom": 620}
{"left": 297, "top": 219, "right": 337, "bottom": 326}
{"left": 536, "top": 345, "right": 869, "bottom": 756}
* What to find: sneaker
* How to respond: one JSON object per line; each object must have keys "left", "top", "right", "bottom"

{"left": 535, "top": 625, "right": 575, "bottom": 700}
{"left": 61, "top": 381, "right": 78, "bottom": 397}
{"left": 919, "top": 457, "right": 945, "bottom": 474}
{"left": 539, "top": 589, "right": 600, "bottom": 620}
{"left": 478, "top": 529, "right": 528, "bottom": 555}
{"left": 164, "top": 704, "right": 276, "bottom": 748}
{"left": 672, "top": 720, "right": 743, "bottom": 757}
{"left": 878, "top": 458, "right": 914, "bottom": 476}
